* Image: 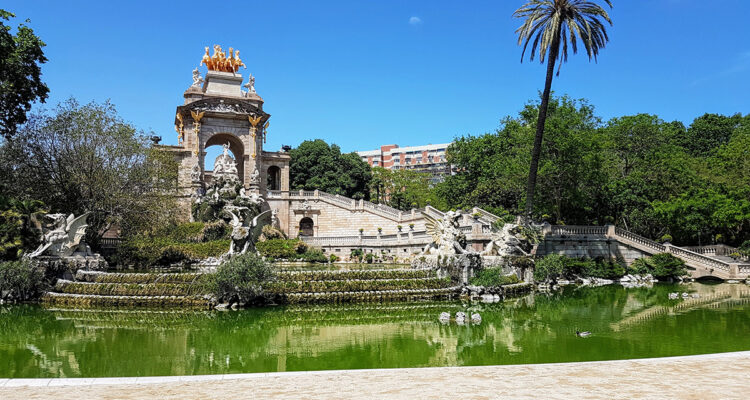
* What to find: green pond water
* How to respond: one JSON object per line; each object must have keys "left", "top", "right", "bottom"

{"left": 1, "top": 282, "right": 749, "bottom": 378}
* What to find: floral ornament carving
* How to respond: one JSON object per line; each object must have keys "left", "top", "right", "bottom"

{"left": 190, "top": 111, "right": 205, "bottom": 156}
{"left": 175, "top": 113, "right": 184, "bottom": 144}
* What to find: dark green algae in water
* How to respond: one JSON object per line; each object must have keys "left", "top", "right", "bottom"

{"left": 1, "top": 282, "right": 749, "bottom": 378}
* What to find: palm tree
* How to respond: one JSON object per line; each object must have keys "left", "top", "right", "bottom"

{"left": 514, "top": 0, "right": 613, "bottom": 218}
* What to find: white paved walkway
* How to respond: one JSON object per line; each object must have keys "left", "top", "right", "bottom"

{"left": 1, "top": 351, "right": 749, "bottom": 399}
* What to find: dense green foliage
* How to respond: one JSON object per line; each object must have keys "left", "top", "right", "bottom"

{"left": 212, "top": 253, "right": 277, "bottom": 305}
{"left": 0, "top": 259, "right": 44, "bottom": 301}
{"left": 470, "top": 267, "right": 520, "bottom": 287}
{"left": 437, "top": 95, "right": 750, "bottom": 246}
{"left": 0, "top": 196, "right": 44, "bottom": 260}
{"left": 370, "top": 167, "right": 442, "bottom": 210}
{"left": 629, "top": 254, "right": 687, "bottom": 280}
{"left": 0, "top": 99, "right": 179, "bottom": 247}
{"left": 534, "top": 254, "right": 626, "bottom": 282}
{"left": 534, "top": 253, "right": 686, "bottom": 282}
{"left": 255, "top": 238, "right": 307, "bottom": 259}
{"left": 114, "top": 222, "right": 230, "bottom": 267}
{"left": 0, "top": 10, "right": 49, "bottom": 139}
{"left": 289, "top": 139, "right": 371, "bottom": 199}
{"left": 254, "top": 238, "right": 327, "bottom": 262}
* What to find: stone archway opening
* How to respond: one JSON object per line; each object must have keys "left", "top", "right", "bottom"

{"left": 267, "top": 166, "right": 281, "bottom": 191}
{"left": 299, "top": 217, "right": 314, "bottom": 237}
{"left": 204, "top": 133, "right": 245, "bottom": 185}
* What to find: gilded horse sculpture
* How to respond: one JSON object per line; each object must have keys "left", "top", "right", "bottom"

{"left": 200, "top": 45, "right": 247, "bottom": 73}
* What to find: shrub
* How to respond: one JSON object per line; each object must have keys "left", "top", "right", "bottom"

{"left": 329, "top": 254, "right": 339, "bottom": 263}
{"left": 261, "top": 225, "right": 286, "bottom": 240}
{"left": 350, "top": 249, "right": 364, "bottom": 262}
{"left": 534, "top": 254, "right": 565, "bottom": 282}
{"left": 628, "top": 253, "right": 687, "bottom": 279}
{"left": 212, "top": 253, "right": 276, "bottom": 305}
{"left": 115, "top": 237, "right": 230, "bottom": 267}
{"left": 0, "top": 259, "right": 45, "bottom": 301}
{"left": 659, "top": 234, "right": 673, "bottom": 244}
{"left": 739, "top": 240, "right": 750, "bottom": 258}
{"left": 164, "top": 222, "right": 205, "bottom": 242}
{"left": 585, "top": 257, "right": 626, "bottom": 280}
{"left": 365, "top": 253, "right": 375, "bottom": 264}
{"left": 470, "top": 267, "right": 520, "bottom": 287}
{"left": 202, "top": 221, "right": 230, "bottom": 241}
{"left": 256, "top": 239, "right": 307, "bottom": 260}
{"left": 300, "top": 249, "right": 327, "bottom": 263}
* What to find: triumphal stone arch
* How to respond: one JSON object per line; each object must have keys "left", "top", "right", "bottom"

{"left": 163, "top": 45, "right": 290, "bottom": 224}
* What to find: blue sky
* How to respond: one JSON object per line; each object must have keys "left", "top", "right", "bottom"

{"left": 5, "top": 0, "right": 750, "bottom": 153}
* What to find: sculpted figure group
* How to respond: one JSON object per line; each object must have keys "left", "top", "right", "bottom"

{"left": 201, "top": 45, "right": 246, "bottom": 73}
{"left": 421, "top": 210, "right": 539, "bottom": 258}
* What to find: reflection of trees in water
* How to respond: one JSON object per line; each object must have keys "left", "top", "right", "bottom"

{"left": 611, "top": 284, "right": 750, "bottom": 331}
{"left": 2, "top": 285, "right": 750, "bottom": 378}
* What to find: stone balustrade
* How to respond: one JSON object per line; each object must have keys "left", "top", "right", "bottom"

{"left": 613, "top": 227, "right": 666, "bottom": 252}
{"left": 549, "top": 225, "right": 608, "bottom": 236}
{"left": 664, "top": 245, "right": 731, "bottom": 272}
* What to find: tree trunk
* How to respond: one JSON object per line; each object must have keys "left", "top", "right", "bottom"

{"left": 524, "top": 37, "right": 560, "bottom": 219}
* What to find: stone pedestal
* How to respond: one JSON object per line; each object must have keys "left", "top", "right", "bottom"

{"left": 412, "top": 254, "right": 481, "bottom": 285}
{"left": 203, "top": 70, "right": 244, "bottom": 97}
{"left": 35, "top": 254, "right": 108, "bottom": 281}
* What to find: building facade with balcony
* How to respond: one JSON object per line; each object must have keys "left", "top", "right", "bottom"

{"left": 356, "top": 143, "right": 452, "bottom": 183}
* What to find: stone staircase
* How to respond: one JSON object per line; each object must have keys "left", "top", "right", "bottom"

{"left": 545, "top": 225, "right": 750, "bottom": 280}
{"left": 42, "top": 269, "right": 458, "bottom": 308}
{"left": 271, "top": 269, "right": 458, "bottom": 304}
{"left": 42, "top": 271, "right": 214, "bottom": 308}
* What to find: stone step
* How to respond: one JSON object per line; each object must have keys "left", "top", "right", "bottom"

{"left": 277, "top": 269, "right": 435, "bottom": 281}
{"left": 75, "top": 270, "right": 207, "bottom": 284}
{"left": 41, "top": 292, "right": 213, "bottom": 309}
{"left": 268, "top": 277, "right": 452, "bottom": 294}
{"left": 54, "top": 279, "right": 208, "bottom": 297}
{"left": 284, "top": 286, "right": 460, "bottom": 304}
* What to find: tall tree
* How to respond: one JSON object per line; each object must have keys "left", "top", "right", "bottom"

{"left": 513, "top": 0, "right": 612, "bottom": 217}
{"left": 289, "top": 139, "right": 371, "bottom": 199}
{"left": 0, "top": 10, "right": 49, "bottom": 139}
{"left": 0, "top": 99, "right": 179, "bottom": 244}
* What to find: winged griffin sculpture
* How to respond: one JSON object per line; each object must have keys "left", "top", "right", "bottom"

{"left": 420, "top": 211, "right": 469, "bottom": 255}
{"left": 225, "top": 207, "right": 273, "bottom": 257}
{"left": 481, "top": 221, "right": 541, "bottom": 257}
{"left": 26, "top": 213, "right": 90, "bottom": 259}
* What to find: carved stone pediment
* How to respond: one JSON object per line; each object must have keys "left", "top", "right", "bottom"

{"left": 176, "top": 98, "right": 269, "bottom": 124}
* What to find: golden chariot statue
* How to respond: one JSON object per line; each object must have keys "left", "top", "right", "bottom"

{"left": 200, "top": 45, "right": 246, "bottom": 73}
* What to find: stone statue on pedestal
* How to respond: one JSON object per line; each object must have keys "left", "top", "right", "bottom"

{"left": 243, "top": 73, "right": 256, "bottom": 93}
{"left": 249, "top": 168, "right": 260, "bottom": 185}
{"left": 190, "top": 165, "right": 201, "bottom": 183}
{"left": 26, "top": 213, "right": 91, "bottom": 259}
{"left": 191, "top": 68, "right": 204, "bottom": 87}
